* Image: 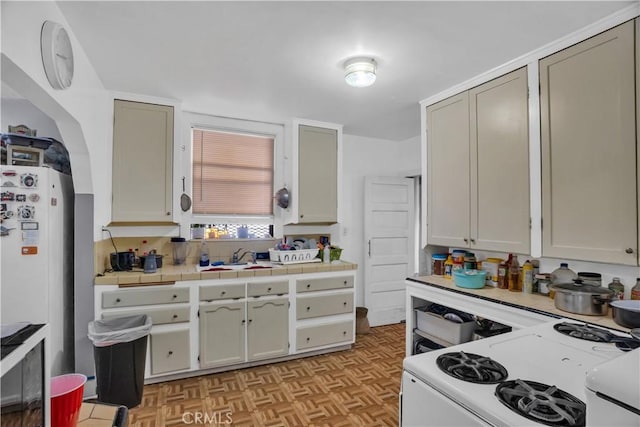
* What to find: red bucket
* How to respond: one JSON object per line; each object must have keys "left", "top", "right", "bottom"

{"left": 51, "top": 374, "right": 86, "bottom": 427}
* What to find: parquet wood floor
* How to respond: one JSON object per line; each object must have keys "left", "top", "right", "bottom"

{"left": 128, "top": 323, "right": 405, "bottom": 426}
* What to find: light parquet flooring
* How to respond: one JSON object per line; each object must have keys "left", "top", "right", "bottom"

{"left": 128, "top": 323, "right": 405, "bottom": 426}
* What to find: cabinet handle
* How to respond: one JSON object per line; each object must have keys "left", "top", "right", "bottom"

{"left": 168, "top": 351, "right": 173, "bottom": 356}
{"left": 115, "top": 298, "right": 121, "bottom": 303}
{"left": 625, "top": 248, "right": 634, "bottom": 254}
{"left": 172, "top": 294, "right": 177, "bottom": 299}
{"left": 343, "top": 331, "right": 346, "bottom": 335}
{"left": 343, "top": 280, "right": 347, "bottom": 285}
{"left": 221, "top": 291, "right": 226, "bottom": 295}
{"left": 249, "top": 319, "right": 253, "bottom": 323}
{"left": 470, "top": 238, "right": 476, "bottom": 244}
{"left": 463, "top": 238, "right": 469, "bottom": 243}
{"left": 300, "top": 214, "right": 304, "bottom": 218}
{"left": 306, "top": 284, "right": 311, "bottom": 289}
{"left": 242, "top": 319, "right": 246, "bottom": 324}
{"left": 267, "top": 287, "right": 272, "bottom": 292}
{"left": 172, "top": 314, "right": 178, "bottom": 319}
{"left": 306, "top": 306, "right": 311, "bottom": 311}
{"left": 343, "top": 302, "right": 347, "bottom": 306}
{"left": 306, "top": 337, "right": 310, "bottom": 342}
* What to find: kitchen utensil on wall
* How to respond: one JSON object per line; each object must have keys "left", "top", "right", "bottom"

{"left": 550, "top": 280, "right": 613, "bottom": 315}
{"left": 180, "top": 176, "right": 191, "bottom": 212}
{"left": 274, "top": 187, "right": 289, "bottom": 209}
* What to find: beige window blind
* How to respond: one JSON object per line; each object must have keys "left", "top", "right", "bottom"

{"left": 192, "top": 129, "right": 274, "bottom": 215}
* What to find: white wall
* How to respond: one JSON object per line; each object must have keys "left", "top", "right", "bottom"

{"left": 341, "top": 134, "right": 421, "bottom": 306}
{"left": 1, "top": 98, "right": 62, "bottom": 140}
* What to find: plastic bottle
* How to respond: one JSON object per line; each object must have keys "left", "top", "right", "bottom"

{"left": 199, "top": 241, "right": 210, "bottom": 267}
{"left": 631, "top": 278, "right": 640, "bottom": 300}
{"left": 508, "top": 254, "right": 521, "bottom": 292}
{"left": 323, "top": 243, "right": 331, "bottom": 263}
{"left": 550, "top": 262, "right": 578, "bottom": 285}
{"left": 608, "top": 277, "right": 625, "bottom": 301}
{"left": 143, "top": 249, "right": 157, "bottom": 273}
{"left": 522, "top": 260, "right": 534, "bottom": 294}
{"left": 444, "top": 255, "right": 454, "bottom": 279}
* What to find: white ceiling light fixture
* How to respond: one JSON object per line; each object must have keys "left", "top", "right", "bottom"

{"left": 344, "top": 57, "right": 377, "bottom": 88}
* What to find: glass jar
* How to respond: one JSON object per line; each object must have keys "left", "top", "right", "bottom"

{"left": 607, "top": 277, "right": 624, "bottom": 301}
{"left": 431, "top": 254, "right": 448, "bottom": 276}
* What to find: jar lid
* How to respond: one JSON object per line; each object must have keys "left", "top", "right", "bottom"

{"left": 432, "top": 254, "right": 448, "bottom": 260}
{"left": 552, "top": 280, "right": 613, "bottom": 294}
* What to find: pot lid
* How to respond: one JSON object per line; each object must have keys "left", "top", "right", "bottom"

{"left": 552, "top": 280, "right": 613, "bottom": 294}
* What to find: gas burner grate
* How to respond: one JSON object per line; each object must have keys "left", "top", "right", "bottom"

{"left": 495, "top": 379, "right": 586, "bottom": 427}
{"left": 553, "top": 322, "right": 612, "bottom": 343}
{"left": 436, "top": 351, "right": 508, "bottom": 384}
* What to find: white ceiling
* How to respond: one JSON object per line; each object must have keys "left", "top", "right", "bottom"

{"left": 55, "top": 1, "right": 632, "bottom": 141}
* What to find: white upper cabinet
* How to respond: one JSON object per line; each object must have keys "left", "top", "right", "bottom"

{"left": 540, "top": 21, "right": 636, "bottom": 265}
{"left": 426, "top": 68, "right": 530, "bottom": 253}
{"left": 111, "top": 100, "right": 174, "bottom": 223}
{"left": 287, "top": 119, "right": 342, "bottom": 224}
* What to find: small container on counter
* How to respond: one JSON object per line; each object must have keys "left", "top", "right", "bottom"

{"left": 463, "top": 254, "right": 477, "bottom": 270}
{"left": 497, "top": 259, "right": 509, "bottom": 289}
{"left": 444, "top": 255, "right": 454, "bottom": 279}
{"left": 536, "top": 273, "right": 551, "bottom": 296}
{"left": 607, "top": 277, "right": 624, "bottom": 301}
{"left": 431, "top": 254, "right": 448, "bottom": 276}
{"left": 482, "top": 257, "right": 502, "bottom": 286}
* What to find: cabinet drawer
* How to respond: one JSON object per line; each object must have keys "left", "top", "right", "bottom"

{"left": 297, "top": 293, "right": 354, "bottom": 319}
{"left": 150, "top": 329, "right": 190, "bottom": 375}
{"left": 296, "top": 320, "right": 354, "bottom": 350}
{"left": 102, "top": 306, "right": 190, "bottom": 325}
{"left": 102, "top": 287, "right": 189, "bottom": 308}
{"left": 248, "top": 280, "right": 288, "bottom": 297}
{"left": 296, "top": 276, "right": 353, "bottom": 293}
{"left": 199, "top": 284, "right": 245, "bottom": 301}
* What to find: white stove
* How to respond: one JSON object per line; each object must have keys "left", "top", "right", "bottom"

{"left": 401, "top": 320, "right": 640, "bottom": 427}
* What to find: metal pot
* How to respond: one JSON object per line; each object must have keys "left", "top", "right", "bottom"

{"left": 550, "top": 280, "right": 613, "bottom": 316}
{"left": 610, "top": 300, "right": 640, "bottom": 328}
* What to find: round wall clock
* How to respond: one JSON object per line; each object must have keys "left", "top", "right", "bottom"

{"left": 40, "top": 21, "right": 74, "bottom": 90}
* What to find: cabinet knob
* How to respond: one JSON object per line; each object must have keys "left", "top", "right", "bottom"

{"left": 168, "top": 351, "right": 173, "bottom": 356}
{"left": 306, "top": 306, "right": 311, "bottom": 311}
{"left": 300, "top": 214, "right": 304, "bottom": 219}
{"left": 463, "top": 238, "right": 469, "bottom": 243}
{"left": 470, "top": 238, "right": 476, "bottom": 244}
{"left": 172, "top": 294, "right": 177, "bottom": 299}
{"left": 306, "top": 284, "right": 311, "bottom": 289}
{"left": 625, "top": 248, "right": 634, "bottom": 254}
{"left": 166, "top": 211, "right": 171, "bottom": 216}
{"left": 306, "top": 337, "right": 310, "bottom": 342}
{"left": 242, "top": 319, "right": 246, "bottom": 324}
{"left": 267, "top": 287, "right": 272, "bottom": 292}
{"left": 342, "top": 331, "right": 346, "bottom": 335}
{"left": 221, "top": 291, "right": 226, "bottom": 295}
{"left": 343, "top": 281, "right": 347, "bottom": 285}
{"left": 343, "top": 302, "right": 347, "bottom": 306}
{"left": 172, "top": 314, "right": 178, "bottom": 319}
{"left": 115, "top": 298, "right": 121, "bottom": 303}
{"left": 249, "top": 319, "right": 253, "bottom": 323}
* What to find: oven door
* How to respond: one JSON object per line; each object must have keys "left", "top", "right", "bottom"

{"left": 401, "top": 371, "right": 493, "bottom": 427}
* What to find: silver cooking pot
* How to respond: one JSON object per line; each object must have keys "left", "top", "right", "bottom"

{"left": 550, "top": 280, "right": 613, "bottom": 316}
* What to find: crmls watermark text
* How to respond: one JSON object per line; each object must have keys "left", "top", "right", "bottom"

{"left": 182, "top": 411, "right": 233, "bottom": 425}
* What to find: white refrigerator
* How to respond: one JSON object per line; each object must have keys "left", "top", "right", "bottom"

{"left": 1, "top": 165, "right": 74, "bottom": 375}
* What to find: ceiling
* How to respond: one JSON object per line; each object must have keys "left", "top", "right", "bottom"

{"left": 53, "top": 1, "right": 632, "bottom": 141}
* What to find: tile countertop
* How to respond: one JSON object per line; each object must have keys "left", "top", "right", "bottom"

{"left": 95, "top": 261, "right": 357, "bottom": 286}
{"left": 408, "top": 275, "right": 626, "bottom": 332}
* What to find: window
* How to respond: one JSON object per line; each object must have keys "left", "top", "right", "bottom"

{"left": 192, "top": 128, "right": 274, "bottom": 216}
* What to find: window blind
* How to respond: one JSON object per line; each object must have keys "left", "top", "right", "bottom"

{"left": 192, "top": 129, "right": 274, "bottom": 215}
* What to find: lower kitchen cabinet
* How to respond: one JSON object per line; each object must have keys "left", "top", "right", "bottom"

{"left": 247, "top": 298, "right": 289, "bottom": 361}
{"left": 296, "top": 320, "right": 354, "bottom": 351}
{"left": 150, "top": 328, "right": 190, "bottom": 375}
{"left": 199, "top": 301, "right": 246, "bottom": 368}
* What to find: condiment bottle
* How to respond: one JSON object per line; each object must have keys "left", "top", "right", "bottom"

{"left": 323, "top": 244, "right": 331, "bottom": 263}
{"left": 608, "top": 277, "right": 624, "bottom": 301}
{"left": 631, "top": 278, "right": 640, "bottom": 300}
{"left": 522, "top": 260, "right": 534, "bottom": 294}
{"left": 497, "top": 259, "right": 509, "bottom": 289}
{"left": 444, "top": 255, "right": 454, "bottom": 279}
{"left": 199, "top": 241, "right": 210, "bottom": 267}
{"left": 508, "top": 254, "right": 521, "bottom": 292}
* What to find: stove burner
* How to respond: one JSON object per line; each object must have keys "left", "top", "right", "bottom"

{"left": 553, "top": 322, "right": 612, "bottom": 343}
{"left": 615, "top": 339, "right": 640, "bottom": 352}
{"left": 436, "top": 351, "right": 508, "bottom": 384}
{"left": 495, "top": 379, "right": 586, "bottom": 427}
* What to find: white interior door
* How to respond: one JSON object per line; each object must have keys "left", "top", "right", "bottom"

{"left": 364, "top": 176, "right": 416, "bottom": 327}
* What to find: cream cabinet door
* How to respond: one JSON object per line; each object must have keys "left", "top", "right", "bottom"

{"left": 469, "top": 67, "right": 530, "bottom": 253}
{"left": 540, "top": 21, "right": 636, "bottom": 265}
{"left": 247, "top": 298, "right": 288, "bottom": 361}
{"left": 298, "top": 125, "right": 338, "bottom": 223}
{"left": 112, "top": 100, "right": 174, "bottom": 222}
{"left": 199, "top": 301, "right": 245, "bottom": 368}
{"left": 426, "top": 92, "right": 470, "bottom": 247}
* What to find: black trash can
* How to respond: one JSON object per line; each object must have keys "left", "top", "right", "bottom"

{"left": 88, "top": 315, "right": 152, "bottom": 408}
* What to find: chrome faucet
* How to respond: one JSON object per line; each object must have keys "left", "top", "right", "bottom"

{"left": 232, "top": 248, "right": 255, "bottom": 264}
